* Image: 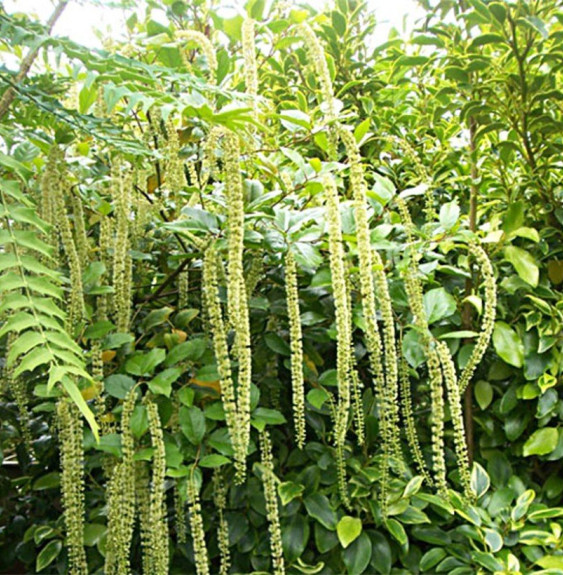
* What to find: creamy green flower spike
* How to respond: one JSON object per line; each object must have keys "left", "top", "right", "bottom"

{"left": 177, "top": 30, "right": 217, "bottom": 85}
{"left": 323, "top": 174, "right": 353, "bottom": 446}
{"left": 459, "top": 241, "right": 497, "bottom": 393}
{"left": 299, "top": 23, "right": 336, "bottom": 127}
{"left": 213, "top": 469, "right": 231, "bottom": 575}
{"left": 437, "top": 340, "right": 472, "bottom": 498}
{"left": 135, "top": 462, "right": 152, "bottom": 575}
{"left": 57, "top": 401, "right": 87, "bottom": 575}
{"left": 260, "top": 431, "right": 285, "bottom": 575}
{"left": 105, "top": 388, "right": 136, "bottom": 575}
{"left": 398, "top": 197, "right": 448, "bottom": 494}
{"left": 285, "top": 249, "right": 306, "bottom": 448}
{"left": 398, "top": 355, "right": 434, "bottom": 487}
{"left": 146, "top": 401, "right": 169, "bottom": 574}
{"left": 203, "top": 245, "right": 247, "bottom": 481}
{"left": 112, "top": 167, "right": 133, "bottom": 333}
{"left": 48, "top": 148, "right": 84, "bottom": 329}
{"left": 70, "top": 193, "right": 89, "bottom": 265}
{"left": 242, "top": 18, "right": 258, "bottom": 103}
{"left": 187, "top": 471, "right": 210, "bottom": 575}
{"left": 165, "top": 117, "right": 185, "bottom": 196}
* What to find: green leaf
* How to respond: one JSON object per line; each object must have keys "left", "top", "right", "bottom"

{"left": 304, "top": 494, "right": 338, "bottom": 530}
{"left": 105, "top": 374, "right": 136, "bottom": 399}
{"left": 33, "top": 472, "right": 60, "bottom": 490}
{"left": 83, "top": 320, "right": 115, "bottom": 339}
{"left": 278, "top": 481, "right": 305, "bottom": 506}
{"left": 164, "top": 338, "right": 207, "bottom": 366}
{"left": 148, "top": 367, "right": 182, "bottom": 397}
{"left": 198, "top": 454, "right": 230, "bottom": 468}
{"left": 83, "top": 523, "right": 106, "bottom": 547}
{"left": 523, "top": 428, "right": 559, "bottom": 457}
{"left": 403, "top": 476, "right": 424, "bottom": 499}
{"left": 142, "top": 307, "right": 174, "bottom": 330}
{"left": 471, "top": 462, "right": 490, "bottom": 498}
{"left": 125, "top": 348, "right": 166, "bottom": 376}
{"left": 493, "top": 322, "right": 524, "bottom": 367}
{"left": 61, "top": 377, "right": 99, "bottom": 441}
{"left": 368, "top": 531, "right": 392, "bottom": 574}
{"left": 474, "top": 380, "right": 493, "bottom": 410}
{"left": 420, "top": 548, "right": 447, "bottom": 572}
{"left": 337, "top": 516, "right": 362, "bottom": 548}
{"left": 504, "top": 246, "right": 539, "bottom": 287}
{"left": 342, "top": 532, "right": 372, "bottom": 574}
{"left": 179, "top": 406, "right": 206, "bottom": 445}
{"left": 402, "top": 328, "right": 426, "bottom": 368}
{"left": 282, "top": 514, "right": 310, "bottom": 564}
{"left": 252, "top": 407, "right": 287, "bottom": 426}
{"left": 354, "top": 118, "right": 371, "bottom": 143}
{"left": 471, "top": 551, "right": 503, "bottom": 573}
{"left": 384, "top": 518, "right": 408, "bottom": 547}
{"left": 439, "top": 201, "right": 460, "bottom": 229}
{"left": 96, "top": 433, "right": 122, "bottom": 458}
{"left": 264, "top": 332, "right": 291, "bottom": 356}
{"left": 424, "top": 288, "right": 457, "bottom": 324}
{"left": 470, "top": 33, "right": 504, "bottom": 47}
{"left": 36, "top": 540, "right": 62, "bottom": 572}
{"left": 307, "top": 388, "right": 330, "bottom": 409}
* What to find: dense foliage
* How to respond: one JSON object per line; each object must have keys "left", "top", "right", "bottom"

{"left": 0, "top": 0, "right": 562, "bottom": 574}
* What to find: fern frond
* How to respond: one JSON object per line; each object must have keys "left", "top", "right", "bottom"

{"left": 0, "top": 178, "right": 98, "bottom": 439}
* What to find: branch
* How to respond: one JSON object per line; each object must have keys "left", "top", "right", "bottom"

{"left": 0, "top": 0, "right": 69, "bottom": 120}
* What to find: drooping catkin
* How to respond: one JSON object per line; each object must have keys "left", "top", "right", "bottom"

{"left": 105, "top": 388, "right": 136, "bottom": 575}
{"left": 259, "top": 431, "right": 285, "bottom": 575}
{"left": 242, "top": 18, "right": 258, "bottom": 102}
{"left": 245, "top": 254, "right": 264, "bottom": 299}
{"left": 57, "top": 401, "right": 87, "bottom": 575}
{"left": 398, "top": 355, "right": 433, "bottom": 487}
{"left": 299, "top": 24, "right": 337, "bottom": 141}
{"left": 222, "top": 131, "right": 252, "bottom": 479}
{"left": 372, "top": 248, "right": 401, "bottom": 462}
{"left": 5, "top": 333, "right": 33, "bottom": 452}
{"left": 165, "top": 117, "right": 185, "bottom": 197}
{"left": 178, "top": 264, "right": 189, "bottom": 310}
{"left": 146, "top": 401, "right": 169, "bottom": 574}
{"left": 345, "top": 269, "right": 365, "bottom": 446}
{"left": 48, "top": 148, "right": 85, "bottom": 330}
{"left": 212, "top": 469, "right": 231, "bottom": 575}
{"left": 187, "top": 471, "right": 210, "bottom": 575}
{"left": 338, "top": 127, "right": 401, "bottom": 509}
{"left": 398, "top": 198, "right": 447, "bottom": 493}
{"left": 323, "top": 174, "right": 353, "bottom": 446}
{"left": 284, "top": 249, "right": 306, "bottom": 448}
{"left": 70, "top": 192, "right": 89, "bottom": 265}
{"left": 202, "top": 246, "right": 244, "bottom": 478}
{"left": 378, "top": 134, "right": 436, "bottom": 220}
{"left": 135, "top": 461, "right": 152, "bottom": 575}
{"left": 112, "top": 167, "right": 133, "bottom": 333}
{"left": 177, "top": 30, "right": 217, "bottom": 85}
{"left": 436, "top": 340, "right": 472, "bottom": 497}
{"left": 458, "top": 241, "right": 497, "bottom": 393}
{"left": 40, "top": 147, "right": 57, "bottom": 227}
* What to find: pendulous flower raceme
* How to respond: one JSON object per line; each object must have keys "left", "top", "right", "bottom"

{"left": 458, "top": 240, "right": 497, "bottom": 393}
{"left": 259, "top": 430, "right": 285, "bottom": 575}
{"left": 322, "top": 174, "right": 353, "bottom": 447}
{"left": 176, "top": 30, "right": 218, "bottom": 85}
{"left": 57, "top": 400, "right": 87, "bottom": 575}
{"left": 284, "top": 248, "right": 306, "bottom": 449}
{"left": 105, "top": 387, "right": 137, "bottom": 575}
{"left": 203, "top": 244, "right": 248, "bottom": 482}
{"left": 187, "top": 470, "right": 211, "bottom": 575}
